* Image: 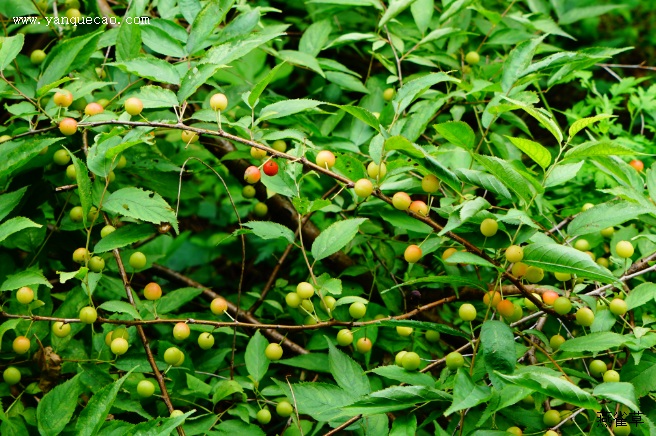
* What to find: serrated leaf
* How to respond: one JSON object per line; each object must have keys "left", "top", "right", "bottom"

{"left": 57, "top": 268, "right": 88, "bottom": 284}
{"left": 245, "top": 330, "right": 269, "bottom": 382}
{"left": 505, "top": 136, "right": 551, "bottom": 169}
{"left": 337, "top": 105, "right": 381, "bottom": 132}
{"left": 76, "top": 369, "right": 134, "bottom": 436}
{"left": 371, "top": 365, "right": 435, "bottom": 387}
{"left": 278, "top": 50, "right": 325, "bottom": 77}
{"left": 593, "top": 383, "right": 639, "bottom": 412}
{"left": 133, "top": 85, "right": 179, "bottom": 108}
{"left": 186, "top": 0, "right": 233, "bottom": 54}
{"left": 97, "top": 301, "right": 141, "bottom": 320}
{"left": 564, "top": 140, "right": 637, "bottom": 160}
{"left": 480, "top": 320, "right": 516, "bottom": 375}
{"left": 37, "top": 373, "right": 84, "bottom": 436}
{"left": 65, "top": 150, "right": 94, "bottom": 227}
{"left": 544, "top": 161, "right": 584, "bottom": 187}
{"left": 328, "top": 341, "right": 370, "bottom": 397}
{"left": 248, "top": 62, "right": 286, "bottom": 108}
{"left": 0, "top": 217, "right": 41, "bottom": 244}
{"left": 558, "top": 332, "right": 626, "bottom": 353}
{"left": 93, "top": 225, "right": 156, "bottom": 253}
{"left": 277, "top": 354, "right": 330, "bottom": 373}
{"left": 444, "top": 370, "right": 491, "bottom": 416}
{"left": 501, "top": 35, "right": 546, "bottom": 92}
{"left": 0, "top": 187, "right": 27, "bottom": 222}
{"left": 625, "top": 283, "right": 656, "bottom": 311}
{"left": 156, "top": 287, "right": 204, "bottom": 314}
{"left": 102, "top": 188, "right": 179, "bottom": 233}
{"left": 258, "top": 98, "right": 323, "bottom": 121}
{"left": 522, "top": 243, "right": 618, "bottom": 284}
{"left": 0, "top": 34, "right": 24, "bottom": 71}
{"left": 1, "top": 268, "right": 52, "bottom": 291}
{"left": 110, "top": 57, "right": 180, "bottom": 85}
{"left": 342, "top": 385, "right": 452, "bottom": 416}
{"left": 501, "top": 96, "right": 563, "bottom": 144}
{"left": 455, "top": 169, "right": 512, "bottom": 201}
{"left": 441, "top": 251, "right": 496, "bottom": 268}
{"left": 567, "top": 201, "right": 651, "bottom": 236}
{"left": 311, "top": 218, "right": 367, "bottom": 260}
{"left": 379, "top": 0, "right": 416, "bottom": 27}
{"left": 568, "top": 114, "right": 615, "bottom": 139}
{"left": 434, "top": 121, "right": 475, "bottom": 150}
{"left": 393, "top": 72, "right": 459, "bottom": 114}
{"left": 474, "top": 155, "right": 534, "bottom": 204}
{"left": 243, "top": 221, "right": 295, "bottom": 244}
{"left": 0, "top": 137, "right": 63, "bottom": 175}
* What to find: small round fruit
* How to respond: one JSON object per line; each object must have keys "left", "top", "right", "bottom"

{"left": 392, "top": 192, "right": 412, "bottom": 210}
{"left": 367, "top": 162, "right": 387, "bottom": 179}
{"left": 396, "top": 326, "right": 413, "bottom": 337}
{"left": 553, "top": 297, "right": 572, "bottom": 315}
{"left": 496, "top": 300, "right": 515, "bottom": 318}
{"left": 355, "top": 337, "right": 372, "bottom": 353}
{"left": 581, "top": 203, "right": 594, "bottom": 211}
{"left": 137, "top": 380, "right": 155, "bottom": 398}
{"left": 629, "top": 159, "right": 644, "bottom": 172}
{"left": 53, "top": 149, "right": 71, "bottom": 165}
{"left": 612, "top": 422, "right": 631, "bottom": 436}
{"left": 321, "top": 296, "right": 336, "bottom": 312}
{"left": 354, "top": 178, "right": 374, "bottom": 198}
{"left": 256, "top": 407, "right": 271, "bottom": 425}
{"left": 483, "top": 291, "right": 501, "bottom": 308}
{"left": 349, "top": 302, "right": 367, "bottom": 319}
{"left": 242, "top": 185, "right": 256, "bottom": 198}
{"left": 404, "top": 245, "right": 422, "bottom": 263}
{"left": 601, "top": 227, "right": 614, "bottom": 237}
{"left": 100, "top": 225, "right": 116, "bottom": 238}
{"left": 173, "top": 323, "right": 190, "bottom": 341}
{"left": 3, "top": 367, "right": 21, "bottom": 385}
{"left": 615, "top": 241, "right": 634, "bottom": 258}
{"left": 336, "top": 329, "right": 354, "bottom": 346}
{"left": 53, "top": 90, "right": 73, "bottom": 107}
{"left": 210, "top": 93, "right": 228, "bottom": 111}
{"left": 65, "top": 164, "right": 76, "bottom": 181}
{"left": 272, "top": 140, "right": 287, "bottom": 152}
{"left": 550, "top": 334, "right": 565, "bottom": 350}
{"left": 124, "top": 97, "right": 143, "bottom": 116}
{"left": 112, "top": 328, "right": 129, "bottom": 341}
{"left": 72, "top": 247, "right": 89, "bottom": 263}
{"left": 163, "top": 347, "right": 183, "bottom": 365}
{"left": 87, "top": 207, "right": 99, "bottom": 222}
{"left": 170, "top": 410, "right": 185, "bottom": 422}
{"left": 265, "top": 343, "right": 283, "bottom": 361}
{"left": 603, "top": 369, "right": 620, "bottom": 382}
{"left": 97, "top": 98, "right": 110, "bottom": 108}
{"left": 505, "top": 245, "right": 524, "bottom": 263}
{"left": 576, "top": 307, "right": 595, "bottom": 327}
{"left": 574, "top": 239, "right": 590, "bottom": 251}
{"left": 507, "top": 303, "right": 523, "bottom": 322}
{"left": 597, "top": 257, "right": 610, "bottom": 268}
{"left": 383, "top": 88, "right": 395, "bottom": 101}
{"left": 253, "top": 202, "right": 268, "bottom": 217}
{"left": 244, "top": 166, "right": 261, "bottom": 184}
{"left": 458, "top": 303, "right": 477, "bottom": 322}
{"left": 276, "top": 400, "right": 293, "bottom": 417}
{"left": 79, "top": 306, "right": 97, "bottom": 324}
{"left": 296, "top": 282, "right": 314, "bottom": 299}
{"left": 409, "top": 200, "right": 428, "bottom": 217}
{"left": 421, "top": 174, "right": 440, "bottom": 193}
{"left": 543, "top": 409, "right": 561, "bottom": 427}
{"left": 316, "top": 150, "right": 336, "bottom": 169}
{"left": 30, "top": 49, "right": 46, "bottom": 64}
{"left": 129, "top": 251, "right": 147, "bottom": 269}
{"left": 211, "top": 297, "right": 228, "bottom": 315}
{"left": 52, "top": 321, "right": 71, "bottom": 338}
{"left": 285, "top": 292, "right": 301, "bottom": 308}
{"left": 609, "top": 298, "right": 628, "bottom": 316}
{"left": 401, "top": 351, "right": 421, "bottom": 371}
{"left": 589, "top": 359, "right": 607, "bottom": 377}
{"left": 16, "top": 286, "right": 34, "bottom": 305}
{"left": 105, "top": 331, "right": 113, "bottom": 346}
{"left": 181, "top": 130, "right": 199, "bottom": 144}
{"left": 465, "top": 51, "right": 480, "bottom": 65}
{"left": 263, "top": 160, "right": 279, "bottom": 176}
{"left": 144, "top": 282, "right": 162, "bottom": 301}
{"left": 554, "top": 272, "right": 572, "bottom": 281}
{"left": 111, "top": 337, "right": 129, "bottom": 355}
{"left": 59, "top": 118, "right": 78, "bottom": 136}
{"left": 425, "top": 330, "right": 440, "bottom": 342}
{"left": 300, "top": 298, "right": 314, "bottom": 313}
{"left": 88, "top": 256, "right": 105, "bottom": 273}
{"left": 512, "top": 262, "right": 528, "bottom": 277}
{"left": 65, "top": 8, "right": 81, "bottom": 19}
{"left": 544, "top": 431, "right": 559, "bottom": 436}
{"left": 198, "top": 332, "right": 215, "bottom": 350}
{"left": 251, "top": 147, "right": 267, "bottom": 159}
{"left": 445, "top": 351, "right": 465, "bottom": 370}
{"left": 524, "top": 266, "right": 544, "bottom": 283}
{"left": 84, "top": 102, "right": 104, "bottom": 116}
{"left": 542, "top": 290, "right": 559, "bottom": 306}
{"left": 524, "top": 293, "right": 540, "bottom": 311}
{"left": 442, "top": 247, "right": 458, "bottom": 264}
{"left": 395, "top": 351, "right": 407, "bottom": 366}
{"left": 480, "top": 218, "right": 498, "bottom": 237}
{"left": 13, "top": 336, "right": 30, "bottom": 354}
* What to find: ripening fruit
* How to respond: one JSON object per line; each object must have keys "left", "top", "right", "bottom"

{"left": 84, "top": 102, "right": 104, "bottom": 116}
{"left": 181, "top": 130, "right": 199, "bottom": 144}
{"left": 79, "top": 306, "right": 97, "bottom": 324}
{"left": 553, "top": 297, "right": 572, "bottom": 315}
{"left": 354, "top": 179, "right": 374, "bottom": 198}
{"left": 589, "top": 359, "right": 607, "bottom": 377}
{"left": 276, "top": 400, "right": 294, "bottom": 417}
{"left": 465, "top": 51, "right": 480, "bottom": 65}
{"left": 395, "top": 351, "right": 407, "bottom": 366}
{"left": 53, "top": 149, "right": 71, "bottom": 165}
{"left": 336, "top": 329, "right": 353, "bottom": 346}
{"left": 285, "top": 292, "right": 301, "bottom": 308}
{"left": 211, "top": 297, "right": 228, "bottom": 315}
{"left": 244, "top": 166, "right": 261, "bottom": 184}
{"left": 210, "top": 93, "right": 228, "bottom": 111}
{"left": 383, "top": 88, "right": 395, "bottom": 101}
{"left": 420, "top": 174, "right": 440, "bottom": 193}
{"left": 496, "top": 300, "right": 515, "bottom": 318}
{"left": 137, "top": 380, "right": 155, "bottom": 398}
{"left": 355, "top": 337, "right": 372, "bottom": 353}
{"left": 256, "top": 408, "right": 272, "bottom": 425}
{"left": 59, "top": 118, "right": 78, "bottom": 136}
{"left": 401, "top": 351, "right": 421, "bottom": 371}
{"left": 409, "top": 201, "right": 429, "bottom": 217}
{"left": 458, "top": 304, "right": 477, "bottom": 322}
{"left": 263, "top": 160, "right": 279, "bottom": 176}
{"left": 574, "top": 239, "right": 590, "bottom": 251}
{"left": 507, "top": 304, "right": 523, "bottom": 322}
{"left": 367, "top": 162, "right": 387, "bottom": 179}
{"left": 100, "top": 225, "right": 116, "bottom": 238}
{"left": 609, "top": 298, "right": 628, "bottom": 316}
{"left": 198, "top": 332, "right": 215, "bottom": 350}
{"left": 30, "top": 49, "right": 46, "bottom": 64}
{"left": 16, "top": 287, "right": 34, "bottom": 305}
{"left": 272, "top": 140, "right": 287, "bottom": 152}
{"left": 615, "top": 241, "right": 634, "bottom": 258}
{"left": 349, "top": 302, "right": 367, "bottom": 319}
{"left": 53, "top": 90, "right": 73, "bottom": 107}
{"left": 506, "top": 427, "right": 522, "bottom": 436}
{"left": 445, "top": 351, "right": 465, "bottom": 370}
{"left": 265, "top": 343, "right": 283, "bottom": 361}
{"left": 251, "top": 147, "right": 267, "bottom": 159}
{"left": 483, "top": 291, "right": 501, "bottom": 308}
{"left": 88, "top": 256, "right": 105, "bottom": 273}
{"left": 129, "top": 251, "right": 147, "bottom": 269}
{"left": 144, "top": 282, "right": 162, "bottom": 301}
{"left": 441, "top": 247, "right": 457, "bottom": 265}
{"left": 392, "top": 192, "right": 412, "bottom": 210}
{"left": 543, "top": 409, "right": 561, "bottom": 426}
{"left": 629, "top": 159, "right": 644, "bottom": 172}
{"left": 124, "top": 97, "right": 143, "bottom": 116}
{"left": 524, "top": 266, "right": 544, "bottom": 283}
{"left": 554, "top": 272, "right": 572, "bottom": 281}
{"left": 396, "top": 326, "right": 413, "bottom": 337}
{"left": 111, "top": 337, "right": 129, "bottom": 355}
{"left": 173, "top": 323, "right": 191, "bottom": 341}
{"left": 52, "top": 321, "right": 71, "bottom": 338}
{"left": 242, "top": 185, "right": 256, "bottom": 198}
{"left": 601, "top": 227, "right": 614, "bottom": 237}
{"left": 603, "top": 369, "right": 620, "bottom": 382}
{"left": 480, "top": 218, "right": 498, "bottom": 237}
{"left": 542, "top": 290, "right": 559, "bottom": 306}
{"left": 505, "top": 245, "right": 523, "bottom": 263}
{"left": 576, "top": 307, "right": 595, "bottom": 327}
{"left": 316, "top": 150, "right": 336, "bottom": 169}
{"left": 163, "top": 347, "right": 183, "bottom": 365}
{"left": 13, "top": 336, "right": 31, "bottom": 354}
{"left": 72, "top": 247, "right": 89, "bottom": 264}
{"left": 254, "top": 202, "right": 268, "bottom": 217}
{"left": 404, "top": 245, "right": 422, "bottom": 263}
{"left": 550, "top": 334, "right": 565, "bottom": 350}
{"left": 581, "top": 203, "right": 594, "bottom": 211}
{"left": 512, "top": 262, "right": 528, "bottom": 277}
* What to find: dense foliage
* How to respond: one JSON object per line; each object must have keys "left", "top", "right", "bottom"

{"left": 1, "top": 0, "right": 656, "bottom": 435}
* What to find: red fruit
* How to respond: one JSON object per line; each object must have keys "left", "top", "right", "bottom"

{"left": 263, "top": 160, "right": 279, "bottom": 176}
{"left": 629, "top": 159, "right": 644, "bottom": 172}
{"left": 542, "top": 290, "right": 559, "bottom": 306}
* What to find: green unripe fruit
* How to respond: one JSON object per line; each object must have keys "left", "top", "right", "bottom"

{"left": 30, "top": 49, "right": 46, "bottom": 64}
{"left": 3, "top": 367, "right": 21, "bottom": 385}
{"left": 210, "top": 93, "right": 228, "bottom": 111}
{"left": 137, "top": 379, "right": 155, "bottom": 398}
{"left": 16, "top": 286, "right": 34, "bottom": 305}
{"left": 367, "top": 162, "right": 387, "bottom": 179}
{"left": 575, "top": 307, "right": 595, "bottom": 327}
{"left": 170, "top": 410, "right": 185, "bottom": 423}
{"left": 198, "top": 332, "right": 215, "bottom": 350}
{"left": 349, "top": 302, "right": 367, "bottom": 319}
{"left": 425, "top": 330, "right": 440, "bottom": 342}
{"left": 124, "top": 97, "right": 143, "bottom": 116}
{"left": 395, "top": 351, "right": 407, "bottom": 366}
{"left": 396, "top": 326, "right": 413, "bottom": 337}
{"left": 505, "top": 245, "right": 524, "bottom": 263}
{"left": 392, "top": 192, "right": 412, "bottom": 210}
{"left": 603, "top": 369, "right": 620, "bottom": 382}
{"left": 543, "top": 409, "right": 561, "bottom": 426}
{"left": 172, "top": 323, "right": 190, "bottom": 341}
{"left": 480, "top": 218, "right": 498, "bottom": 237}
{"left": 353, "top": 178, "right": 374, "bottom": 198}
{"left": 609, "top": 298, "right": 628, "bottom": 316}
{"left": 550, "top": 334, "right": 565, "bottom": 350}
{"left": 100, "top": 225, "right": 116, "bottom": 238}
{"left": 163, "top": 347, "right": 183, "bottom": 365}
{"left": 315, "top": 150, "right": 336, "bottom": 169}
{"left": 383, "top": 88, "right": 395, "bottom": 101}
{"left": 88, "top": 256, "right": 105, "bottom": 273}
{"left": 524, "top": 266, "right": 544, "bottom": 283}
{"left": 465, "top": 51, "right": 480, "bottom": 65}
{"left": 72, "top": 247, "right": 89, "bottom": 263}
{"left": 65, "top": 164, "right": 76, "bottom": 181}
{"left": 445, "top": 351, "right": 465, "bottom": 370}
{"left": 112, "top": 327, "right": 129, "bottom": 341}
{"left": 256, "top": 408, "right": 271, "bottom": 424}
{"left": 401, "top": 351, "right": 421, "bottom": 371}
{"left": 69, "top": 206, "right": 84, "bottom": 222}
{"left": 553, "top": 297, "right": 572, "bottom": 315}
{"left": 300, "top": 299, "right": 314, "bottom": 313}
{"left": 554, "top": 271, "right": 572, "bottom": 282}
{"left": 581, "top": 203, "right": 594, "bottom": 211}
{"left": 615, "top": 240, "right": 634, "bottom": 258}
{"left": 320, "top": 296, "right": 336, "bottom": 312}
{"left": 597, "top": 257, "right": 610, "bottom": 268}
{"left": 506, "top": 427, "right": 522, "bottom": 436}
{"left": 421, "top": 174, "right": 440, "bottom": 193}
{"left": 601, "top": 227, "right": 614, "bottom": 237}
{"left": 180, "top": 130, "right": 199, "bottom": 144}
{"left": 52, "top": 321, "right": 71, "bottom": 338}
{"left": 111, "top": 337, "right": 129, "bottom": 355}
{"left": 611, "top": 422, "right": 631, "bottom": 436}
{"left": 589, "top": 359, "right": 607, "bottom": 377}
{"left": 53, "top": 149, "right": 71, "bottom": 165}
{"left": 296, "top": 282, "right": 314, "bottom": 299}
{"left": 129, "top": 251, "right": 147, "bottom": 269}
{"left": 253, "top": 202, "right": 268, "bottom": 217}
{"left": 265, "top": 343, "right": 283, "bottom": 361}
{"left": 276, "top": 400, "right": 293, "bottom": 417}
{"left": 336, "top": 329, "right": 353, "bottom": 346}
{"left": 242, "top": 185, "right": 256, "bottom": 199}
{"left": 13, "top": 336, "right": 31, "bottom": 354}
{"left": 458, "top": 303, "right": 477, "bottom": 321}
{"left": 272, "top": 140, "right": 287, "bottom": 152}
{"left": 79, "top": 306, "right": 97, "bottom": 324}
{"left": 285, "top": 292, "right": 301, "bottom": 308}
{"left": 116, "top": 155, "right": 127, "bottom": 169}
{"left": 574, "top": 239, "right": 590, "bottom": 251}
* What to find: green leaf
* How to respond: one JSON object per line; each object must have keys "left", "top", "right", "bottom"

{"left": 186, "top": 373, "right": 212, "bottom": 397}
{"left": 378, "top": 209, "right": 432, "bottom": 234}
{"left": 186, "top": 0, "right": 234, "bottom": 54}
{"left": 66, "top": 150, "right": 93, "bottom": 227}
{"left": 277, "top": 354, "right": 331, "bottom": 373}
{"left": 379, "top": 0, "right": 417, "bottom": 27}
{"left": 1, "top": 268, "right": 52, "bottom": 291}
{"left": 444, "top": 370, "right": 491, "bottom": 416}
{"left": 248, "top": 62, "right": 287, "bottom": 108}
{"left": 213, "top": 420, "right": 265, "bottom": 436}
{"left": 558, "top": 332, "right": 626, "bottom": 353}
{"left": 543, "top": 161, "right": 584, "bottom": 188}
{"left": 593, "top": 383, "right": 639, "bottom": 412}
{"left": 559, "top": 4, "right": 626, "bottom": 25}
{"left": 338, "top": 105, "right": 381, "bottom": 132}
{"left": 37, "top": 373, "right": 84, "bottom": 436}
{"left": 141, "top": 25, "right": 186, "bottom": 58}
{"left": 0, "top": 34, "right": 24, "bottom": 71}
{"left": 0, "top": 319, "right": 21, "bottom": 351}
{"left": 133, "top": 85, "right": 179, "bottom": 109}
{"left": 370, "top": 365, "right": 435, "bottom": 387}
{"left": 480, "top": 320, "right": 516, "bottom": 375}
{"left": 93, "top": 225, "right": 156, "bottom": 253}
{"left": 299, "top": 19, "right": 332, "bottom": 56}
{"left": 243, "top": 221, "right": 295, "bottom": 244}
{"left": 0, "top": 217, "right": 41, "bottom": 244}
{"left": 393, "top": 72, "right": 459, "bottom": 114}
{"left": 212, "top": 380, "right": 244, "bottom": 404}
{"left": 258, "top": 99, "right": 324, "bottom": 121}
{"left": 377, "top": 319, "right": 469, "bottom": 339}
{"left": 381, "top": 275, "right": 485, "bottom": 292}
{"left": 620, "top": 352, "right": 656, "bottom": 397}
{"left": 110, "top": 57, "right": 180, "bottom": 85}
{"left": 326, "top": 71, "right": 369, "bottom": 94}
{"left": 245, "top": 330, "right": 269, "bottom": 382}
{"left": 474, "top": 155, "right": 534, "bottom": 204}
{"left": 328, "top": 341, "right": 370, "bottom": 398}
{"left": 341, "top": 385, "right": 451, "bottom": 416}
{"left": 568, "top": 114, "right": 615, "bottom": 139}
{"left": 116, "top": 8, "right": 141, "bottom": 61}
{"left": 440, "top": 251, "right": 496, "bottom": 268}
{"left": 505, "top": 136, "right": 551, "bottom": 169}
{"left": 311, "top": 218, "right": 367, "bottom": 260}
{"left": 0, "top": 137, "right": 63, "bottom": 175}
{"left": 501, "top": 35, "right": 546, "bottom": 92}
{"left": 625, "top": 283, "right": 656, "bottom": 311}
{"left": 564, "top": 140, "right": 637, "bottom": 160}
{"left": 411, "top": 0, "right": 434, "bottom": 33}
{"left": 278, "top": 50, "right": 325, "bottom": 77}
{"left": 76, "top": 369, "right": 134, "bottom": 436}
{"left": 97, "top": 301, "right": 142, "bottom": 320}
{"left": 277, "top": 381, "right": 354, "bottom": 421}
{"left": 102, "top": 188, "right": 179, "bottom": 234}
{"left": 522, "top": 243, "right": 618, "bottom": 283}
{"left": 455, "top": 169, "right": 512, "bottom": 201}
{"left": 434, "top": 121, "right": 475, "bottom": 150}
{"left": 156, "top": 288, "right": 204, "bottom": 314}
{"left": 384, "top": 135, "right": 423, "bottom": 158}
{"left": 0, "top": 187, "right": 28, "bottom": 222}
{"left": 501, "top": 96, "right": 563, "bottom": 144}
{"left": 567, "top": 201, "right": 651, "bottom": 236}
{"left": 38, "top": 32, "right": 101, "bottom": 89}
